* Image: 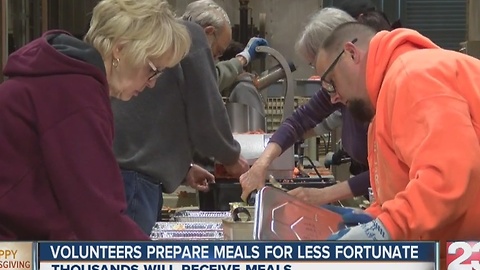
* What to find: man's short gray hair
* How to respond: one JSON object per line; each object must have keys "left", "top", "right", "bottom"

{"left": 182, "top": 0, "right": 231, "bottom": 31}
{"left": 295, "top": 7, "right": 355, "bottom": 63}
{"left": 322, "top": 21, "right": 376, "bottom": 53}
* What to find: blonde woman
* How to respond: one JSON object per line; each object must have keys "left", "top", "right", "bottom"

{"left": 0, "top": 0, "right": 190, "bottom": 240}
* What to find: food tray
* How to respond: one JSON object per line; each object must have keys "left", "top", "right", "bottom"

{"left": 151, "top": 222, "right": 223, "bottom": 231}
{"left": 254, "top": 186, "right": 347, "bottom": 240}
{"left": 159, "top": 208, "right": 176, "bottom": 221}
{"left": 150, "top": 230, "right": 224, "bottom": 241}
{"left": 199, "top": 178, "right": 336, "bottom": 211}
{"left": 174, "top": 211, "right": 231, "bottom": 222}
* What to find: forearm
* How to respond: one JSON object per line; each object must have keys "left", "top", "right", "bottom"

{"left": 253, "top": 142, "right": 282, "bottom": 170}
{"left": 319, "top": 181, "right": 354, "bottom": 203}
{"left": 270, "top": 90, "right": 339, "bottom": 152}
{"left": 236, "top": 55, "right": 247, "bottom": 66}
{"left": 216, "top": 58, "right": 244, "bottom": 93}
{"left": 303, "top": 129, "right": 317, "bottom": 140}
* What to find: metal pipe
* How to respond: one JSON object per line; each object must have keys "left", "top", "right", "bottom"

{"left": 258, "top": 13, "right": 267, "bottom": 72}
{"left": 253, "top": 62, "right": 296, "bottom": 91}
{"left": 254, "top": 46, "right": 295, "bottom": 121}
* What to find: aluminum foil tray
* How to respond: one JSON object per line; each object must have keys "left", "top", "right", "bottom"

{"left": 150, "top": 230, "right": 224, "bottom": 241}
{"left": 174, "top": 211, "right": 231, "bottom": 222}
{"left": 152, "top": 222, "right": 223, "bottom": 231}
{"left": 254, "top": 186, "right": 347, "bottom": 240}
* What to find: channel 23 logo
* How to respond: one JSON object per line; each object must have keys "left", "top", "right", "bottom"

{"left": 447, "top": 241, "right": 480, "bottom": 270}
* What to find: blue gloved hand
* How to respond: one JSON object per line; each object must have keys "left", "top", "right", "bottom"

{"left": 327, "top": 218, "right": 391, "bottom": 241}
{"left": 322, "top": 204, "right": 373, "bottom": 227}
{"left": 237, "top": 37, "right": 269, "bottom": 64}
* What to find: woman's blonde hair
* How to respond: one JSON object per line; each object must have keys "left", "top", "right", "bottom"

{"left": 84, "top": 0, "right": 191, "bottom": 68}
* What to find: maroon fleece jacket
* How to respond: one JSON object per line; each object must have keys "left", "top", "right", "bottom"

{"left": 0, "top": 30, "right": 149, "bottom": 240}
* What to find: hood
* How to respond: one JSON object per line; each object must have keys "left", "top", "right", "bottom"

{"left": 366, "top": 28, "right": 440, "bottom": 108}
{"left": 3, "top": 30, "right": 106, "bottom": 82}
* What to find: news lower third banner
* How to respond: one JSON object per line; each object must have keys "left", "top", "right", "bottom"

{"left": 34, "top": 242, "right": 438, "bottom": 270}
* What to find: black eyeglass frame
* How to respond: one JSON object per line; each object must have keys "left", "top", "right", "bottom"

{"left": 148, "top": 61, "right": 163, "bottom": 81}
{"left": 320, "top": 38, "right": 358, "bottom": 95}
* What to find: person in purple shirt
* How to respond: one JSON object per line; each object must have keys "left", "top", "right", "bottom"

{"left": 240, "top": 3, "right": 393, "bottom": 204}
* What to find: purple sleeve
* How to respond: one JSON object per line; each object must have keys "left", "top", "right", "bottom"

{"left": 347, "top": 170, "right": 370, "bottom": 197}
{"left": 269, "top": 90, "right": 339, "bottom": 152}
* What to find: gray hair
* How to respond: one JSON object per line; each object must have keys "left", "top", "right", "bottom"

{"left": 182, "top": 0, "right": 231, "bottom": 31}
{"left": 295, "top": 7, "right": 355, "bottom": 63}
{"left": 322, "top": 21, "right": 376, "bottom": 53}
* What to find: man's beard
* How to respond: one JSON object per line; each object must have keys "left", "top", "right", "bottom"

{"left": 347, "top": 99, "right": 374, "bottom": 122}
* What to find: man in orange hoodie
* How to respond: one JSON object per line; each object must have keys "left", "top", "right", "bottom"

{"left": 315, "top": 22, "right": 480, "bottom": 243}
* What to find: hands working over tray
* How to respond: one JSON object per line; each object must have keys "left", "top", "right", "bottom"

{"left": 184, "top": 164, "right": 215, "bottom": 192}
{"left": 239, "top": 163, "right": 268, "bottom": 201}
{"left": 322, "top": 205, "right": 391, "bottom": 241}
{"left": 288, "top": 187, "right": 330, "bottom": 205}
{"left": 223, "top": 156, "right": 249, "bottom": 178}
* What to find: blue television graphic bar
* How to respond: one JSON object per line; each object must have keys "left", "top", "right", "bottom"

{"left": 35, "top": 241, "right": 438, "bottom": 270}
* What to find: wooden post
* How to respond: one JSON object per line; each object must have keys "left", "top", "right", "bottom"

{"left": 467, "top": 0, "right": 480, "bottom": 41}
{"left": 464, "top": 0, "right": 480, "bottom": 58}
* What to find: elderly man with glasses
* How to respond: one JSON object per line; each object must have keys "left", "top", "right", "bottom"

{"left": 182, "top": 0, "right": 268, "bottom": 93}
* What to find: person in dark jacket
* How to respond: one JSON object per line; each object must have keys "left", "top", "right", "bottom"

{"left": 0, "top": 0, "right": 191, "bottom": 240}
{"left": 240, "top": 5, "right": 393, "bottom": 204}
{"left": 112, "top": 21, "right": 250, "bottom": 235}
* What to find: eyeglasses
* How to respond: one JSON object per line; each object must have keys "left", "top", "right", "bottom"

{"left": 320, "top": 38, "right": 358, "bottom": 95}
{"left": 148, "top": 61, "right": 163, "bottom": 81}
{"left": 210, "top": 32, "right": 227, "bottom": 60}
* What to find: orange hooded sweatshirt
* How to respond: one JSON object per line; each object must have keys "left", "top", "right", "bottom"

{"left": 364, "top": 28, "right": 480, "bottom": 243}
